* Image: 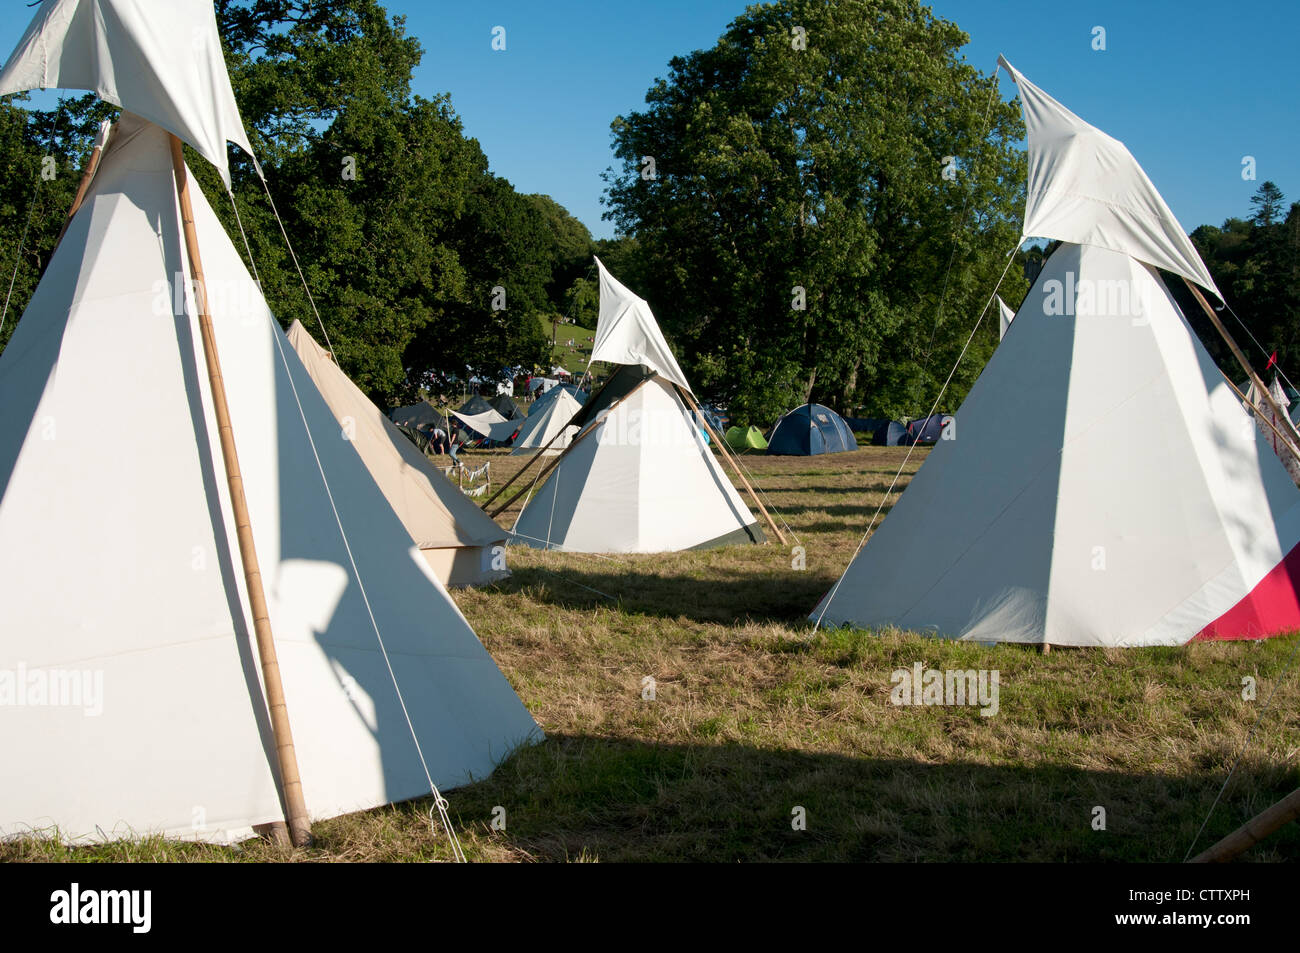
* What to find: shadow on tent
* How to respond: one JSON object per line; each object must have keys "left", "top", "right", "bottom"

{"left": 387, "top": 733, "right": 1300, "bottom": 862}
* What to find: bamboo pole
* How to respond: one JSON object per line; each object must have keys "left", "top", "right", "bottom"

{"left": 54, "top": 120, "right": 113, "bottom": 247}
{"left": 678, "top": 388, "right": 787, "bottom": 545}
{"left": 1190, "top": 786, "right": 1300, "bottom": 863}
{"left": 1184, "top": 278, "right": 1300, "bottom": 462}
{"left": 170, "top": 135, "right": 312, "bottom": 848}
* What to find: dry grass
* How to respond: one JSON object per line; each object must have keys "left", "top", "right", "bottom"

{"left": 6, "top": 446, "right": 1299, "bottom": 862}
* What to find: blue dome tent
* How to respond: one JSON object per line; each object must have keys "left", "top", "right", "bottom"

{"left": 766, "top": 404, "right": 858, "bottom": 455}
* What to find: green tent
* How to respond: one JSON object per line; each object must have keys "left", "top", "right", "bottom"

{"left": 725, "top": 425, "right": 769, "bottom": 452}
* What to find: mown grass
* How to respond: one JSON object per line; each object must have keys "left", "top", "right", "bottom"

{"left": 5, "top": 447, "right": 1299, "bottom": 862}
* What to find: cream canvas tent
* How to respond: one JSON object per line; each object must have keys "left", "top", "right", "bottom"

{"left": 0, "top": 0, "right": 537, "bottom": 844}
{"left": 287, "top": 321, "right": 509, "bottom": 587}
{"left": 511, "top": 387, "right": 582, "bottom": 456}
{"left": 509, "top": 258, "right": 764, "bottom": 552}
{"left": 812, "top": 59, "right": 1300, "bottom": 647}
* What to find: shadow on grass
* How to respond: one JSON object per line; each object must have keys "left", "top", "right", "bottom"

{"left": 426, "top": 732, "right": 1300, "bottom": 862}
{"left": 495, "top": 564, "right": 836, "bottom": 624}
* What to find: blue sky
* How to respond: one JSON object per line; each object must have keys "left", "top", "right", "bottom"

{"left": 2, "top": 1, "right": 1295, "bottom": 240}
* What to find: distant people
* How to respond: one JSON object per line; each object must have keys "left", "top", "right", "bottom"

{"left": 430, "top": 426, "right": 449, "bottom": 456}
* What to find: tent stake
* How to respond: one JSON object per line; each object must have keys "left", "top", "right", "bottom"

{"left": 1190, "top": 785, "right": 1300, "bottom": 863}
{"left": 170, "top": 135, "right": 312, "bottom": 848}
{"left": 1184, "top": 278, "right": 1300, "bottom": 462}
{"left": 678, "top": 388, "right": 787, "bottom": 545}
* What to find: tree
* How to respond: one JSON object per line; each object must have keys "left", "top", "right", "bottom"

{"left": 1250, "top": 181, "right": 1286, "bottom": 227}
{"left": 1186, "top": 188, "right": 1300, "bottom": 379}
{"left": 602, "top": 0, "right": 1026, "bottom": 423}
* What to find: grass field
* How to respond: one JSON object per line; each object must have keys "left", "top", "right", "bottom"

{"left": 538, "top": 314, "right": 596, "bottom": 376}
{"left": 6, "top": 446, "right": 1299, "bottom": 863}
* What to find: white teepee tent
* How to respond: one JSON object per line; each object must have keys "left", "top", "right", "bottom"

{"left": 511, "top": 388, "right": 582, "bottom": 456}
{"left": 511, "top": 260, "right": 763, "bottom": 552}
{"left": 812, "top": 60, "right": 1300, "bottom": 647}
{"left": 286, "top": 320, "right": 509, "bottom": 587}
{"left": 0, "top": 0, "right": 537, "bottom": 843}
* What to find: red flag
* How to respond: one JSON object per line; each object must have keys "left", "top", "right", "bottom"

{"left": 1266, "top": 351, "right": 1278, "bottom": 370}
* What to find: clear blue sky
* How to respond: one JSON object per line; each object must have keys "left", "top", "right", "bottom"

{"left": 2, "top": 1, "right": 1295, "bottom": 241}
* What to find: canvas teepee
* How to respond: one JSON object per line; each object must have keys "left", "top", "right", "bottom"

{"left": 286, "top": 321, "right": 509, "bottom": 587}
{"left": 0, "top": 0, "right": 537, "bottom": 844}
{"left": 812, "top": 59, "right": 1300, "bottom": 647}
{"left": 511, "top": 387, "right": 582, "bottom": 456}
{"left": 509, "top": 258, "right": 764, "bottom": 552}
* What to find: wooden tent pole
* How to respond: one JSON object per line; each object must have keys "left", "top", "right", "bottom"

{"left": 169, "top": 135, "right": 312, "bottom": 848}
{"left": 1190, "top": 786, "right": 1300, "bottom": 863}
{"left": 54, "top": 120, "right": 112, "bottom": 248}
{"left": 480, "top": 423, "right": 571, "bottom": 511}
{"left": 1184, "top": 278, "right": 1300, "bottom": 461}
{"left": 678, "top": 388, "right": 787, "bottom": 546}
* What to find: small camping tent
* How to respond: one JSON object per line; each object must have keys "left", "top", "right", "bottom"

{"left": 511, "top": 388, "right": 583, "bottom": 456}
{"left": 458, "top": 394, "right": 497, "bottom": 416}
{"left": 287, "top": 321, "right": 510, "bottom": 587}
{"left": 871, "top": 421, "right": 910, "bottom": 446}
{"left": 512, "top": 259, "right": 764, "bottom": 552}
{"left": 766, "top": 404, "right": 858, "bottom": 455}
{"left": 488, "top": 394, "right": 527, "bottom": 421}
{"left": 389, "top": 401, "right": 448, "bottom": 432}
{"left": 725, "top": 425, "right": 769, "bottom": 452}
{"left": 904, "top": 414, "right": 954, "bottom": 445}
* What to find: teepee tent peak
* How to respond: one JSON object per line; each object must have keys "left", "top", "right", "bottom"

{"left": 997, "top": 56, "right": 1220, "bottom": 299}
{"left": 997, "top": 295, "right": 1016, "bottom": 340}
{"left": 0, "top": 0, "right": 254, "bottom": 187}
{"left": 590, "top": 256, "right": 692, "bottom": 392}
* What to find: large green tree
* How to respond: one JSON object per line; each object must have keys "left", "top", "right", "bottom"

{"left": 603, "top": 0, "right": 1026, "bottom": 423}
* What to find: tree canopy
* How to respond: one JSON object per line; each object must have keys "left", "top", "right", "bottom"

{"left": 602, "top": 0, "right": 1028, "bottom": 423}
